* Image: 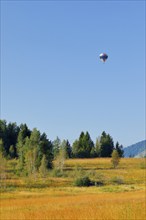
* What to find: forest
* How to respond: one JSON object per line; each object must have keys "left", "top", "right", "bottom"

{"left": 0, "top": 119, "right": 124, "bottom": 174}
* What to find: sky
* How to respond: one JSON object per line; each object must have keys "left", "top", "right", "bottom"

{"left": 0, "top": 0, "right": 145, "bottom": 147}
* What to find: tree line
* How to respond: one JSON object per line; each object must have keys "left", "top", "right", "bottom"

{"left": 0, "top": 119, "right": 124, "bottom": 173}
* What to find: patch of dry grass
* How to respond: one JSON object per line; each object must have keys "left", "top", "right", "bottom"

{"left": 1, "top": 190, "right": 145, "bottom": 219}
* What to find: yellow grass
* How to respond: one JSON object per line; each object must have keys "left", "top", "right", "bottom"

{"left": 0, "top": 158, "right": 146, "bottom": 219}
{"left": 65, "top": 158, "right": 145, "bottom": 170}
{"left": 64, "top": 158, "right": 146, "bottom": 184}
{"left": 1, "top": 189, "right": 145, "bottom": 219}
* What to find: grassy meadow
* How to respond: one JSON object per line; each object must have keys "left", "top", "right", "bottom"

{"left": 0, "top": 158, "right": 146, "bottom": 219}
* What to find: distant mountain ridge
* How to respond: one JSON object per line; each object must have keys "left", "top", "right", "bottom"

{"left": 124, "top": 140, "right": 146, "bottom": 158}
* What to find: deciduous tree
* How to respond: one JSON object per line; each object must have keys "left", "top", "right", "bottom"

{"left": 111, "top": 149, "right": 120, "bottom": 168}
{"left": 39, "top": 154, "right": 48, "bottom": 178}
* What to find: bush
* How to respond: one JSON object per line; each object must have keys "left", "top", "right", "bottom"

{"left": 74, "top": 176, "right": 93, "bottom": 187}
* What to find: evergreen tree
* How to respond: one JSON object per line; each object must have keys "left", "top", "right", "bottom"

{"left": 0, "top": 120, "right": 20, "bottom": 158}
{"left": 0, "top": 120, "right": 7, "bottom": 152}
{"left": 115, "top": 142, "right": 124, "bottom": 157}
{"left": 65, "top": 140, "right": 72, "bottom": 158}
{"left": 83, "top": 132, "right": 95, "bottom": 158}
{"left": 19, "top": 123, "right": 31, "bottom": 139}
{"left": 72, "top": 132, "right": 85, "bottom": 158}
{"left": 72, "top": 132, "right": 94, "bottom": 158}
{"left": 6, "top": 122, "right": 20, "bottom": 158}
{"left": 100, "top": 131, "right": 114, "bottom": 157}
{"left": 40, "top": 133, "right": 53, "bottom": 169}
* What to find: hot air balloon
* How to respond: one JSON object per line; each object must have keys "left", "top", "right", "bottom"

{"left": 99, "top": 53, "right": 108, "bottom": 62}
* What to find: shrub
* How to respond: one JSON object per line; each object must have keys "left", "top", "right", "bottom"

{"left": 74, "top": 176, "right": 93, "bottom": 187}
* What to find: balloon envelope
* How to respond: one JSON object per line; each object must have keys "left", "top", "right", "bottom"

{"left": 99, "top": 53, "right": 108, "bottom": 62}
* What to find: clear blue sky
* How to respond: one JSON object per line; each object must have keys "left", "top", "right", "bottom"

{"left": 1, "top": 1, "right": 145, "bottom": 147}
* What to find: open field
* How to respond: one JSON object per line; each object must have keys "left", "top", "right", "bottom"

{"left": 0, "top": 158, "right": 146, "bottom": 219}
{"left": 1, "top": 189, "right": 145, "bottom": 220}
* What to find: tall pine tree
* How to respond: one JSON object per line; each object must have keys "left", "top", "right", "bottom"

{"left": 72, "top": 131, "right": 94, "bottom": 158}
{"left": 99, "top": 131, "right": 114, "bottom": 157}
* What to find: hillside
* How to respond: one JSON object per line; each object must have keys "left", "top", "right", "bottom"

{"left": 124, "top": 140, "right": 146, "bottom": 158}
{"left": 135, "top": 149, "right": 146, "bottom": 158}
